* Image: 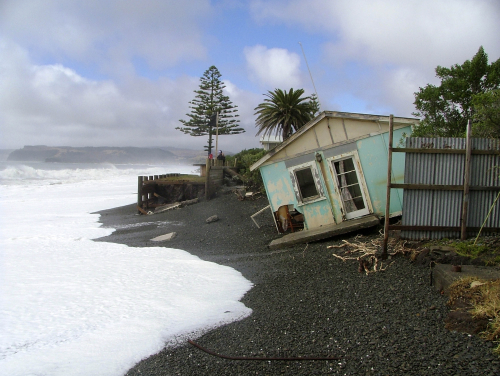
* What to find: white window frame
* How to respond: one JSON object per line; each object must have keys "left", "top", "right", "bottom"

{"left": 288, "top": 161, "right": 326, "bottom": 206}
{"left": 327, "top": 151, "right": 372, "bottom": 219}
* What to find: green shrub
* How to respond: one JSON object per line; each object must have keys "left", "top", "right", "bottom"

{"left": 226, "top": 148, "right": 266, "bottom": 191}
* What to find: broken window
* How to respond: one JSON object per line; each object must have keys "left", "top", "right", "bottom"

{"left": 288, "top": 162, "right": 325, "bottom": 206}
{"left": 274, "top": 205, "right": 305, "bottom": 233}
{"left": 295, "top": 167, "right": 319, "bottom": 201}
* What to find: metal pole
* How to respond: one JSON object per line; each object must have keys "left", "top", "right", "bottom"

{"left": 382, "top": 115, "right": 394, "bottom": 258}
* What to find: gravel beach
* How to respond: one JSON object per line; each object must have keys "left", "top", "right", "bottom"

{"left": 95, "top": 192, "right": 499, "bottom": 375}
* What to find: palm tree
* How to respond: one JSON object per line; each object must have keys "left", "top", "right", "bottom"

{"left": 254, "top": 88, "right": 317, "bottom": 141}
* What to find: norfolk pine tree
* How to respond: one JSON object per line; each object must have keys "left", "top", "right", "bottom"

{"left": 177, "top": 66, "right": 243, "bottom": 154}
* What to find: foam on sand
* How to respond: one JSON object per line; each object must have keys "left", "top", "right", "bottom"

{"left": 0, "top": 164, "right": 253, "bottom": 376}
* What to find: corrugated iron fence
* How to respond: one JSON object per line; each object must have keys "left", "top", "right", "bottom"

{"left": 389, "top": 137, "right": 500, "bottom": 240}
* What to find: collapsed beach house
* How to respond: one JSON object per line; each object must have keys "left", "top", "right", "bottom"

{"left": 250, "top": 111, "right": 419, "bottom": 248}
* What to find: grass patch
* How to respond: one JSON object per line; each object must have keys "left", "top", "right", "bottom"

{"left": 423, "top": 237, "right": 500, "bottom": 265}
{"left": 453, "top": 241, "right": 489, "bottom": 259}
{"left": 448, "top": 277, "right": 500, "bottom": 356}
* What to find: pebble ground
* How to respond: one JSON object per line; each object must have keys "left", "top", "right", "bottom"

{"left": 95, "top": 193, "right": 499, "bottom": 375}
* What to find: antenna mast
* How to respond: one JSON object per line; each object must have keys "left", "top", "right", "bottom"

{"left": 299, "top": 42, "right": 319, "bottom": 108}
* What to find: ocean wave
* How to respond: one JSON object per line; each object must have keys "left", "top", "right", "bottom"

{"left": 0, "top": 164, "right": 193, "bottom": 185}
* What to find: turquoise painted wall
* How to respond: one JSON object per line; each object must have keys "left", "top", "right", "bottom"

{"left": 260, "top": 159, "right": 336, "bottom": 229}
{"left": 260, "top": 126, "right": 412, "bottom": 228}
{"left": 356, "top": 126, "right": 410, "bottom": 216}
{"left": 260, "top": 161, "right": 299, "bottom": 211}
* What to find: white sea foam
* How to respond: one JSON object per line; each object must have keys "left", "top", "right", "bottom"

{"left": 0, "top": 163, "right": 252, "bottom": 376}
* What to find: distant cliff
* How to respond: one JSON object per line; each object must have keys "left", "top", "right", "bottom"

{"left": 7, "top": 145, "right": 179, "bottom": 164}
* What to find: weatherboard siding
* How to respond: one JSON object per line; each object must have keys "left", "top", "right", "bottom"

{"left": 356, "top": 127, "right": 409, "bottom": 216}
{"left": 260, "top": 162, "right": 298, "bottom": 210}
{"left": 256, "top": 112, "right": 417, "bottom": 231}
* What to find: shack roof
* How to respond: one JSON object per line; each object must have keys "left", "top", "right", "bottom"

{"left": 250, "top": 111, "right": 419, "bottom": 171}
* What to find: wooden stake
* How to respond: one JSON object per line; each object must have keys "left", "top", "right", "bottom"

{"left": 205, "top": 158, "right": 211, "bottom": 200}
{"left": 382, "top": 114, "right": 394, "bottom": 258}
{"left": 137, "top": 176, "right": 143, "bottom": 214}
{"left": 215, "top": 112, "right": 219, "bottom": 157}
{"left": 461, "top": 119, "right": 472, "bottom": 240}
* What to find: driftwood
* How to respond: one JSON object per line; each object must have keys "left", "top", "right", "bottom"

{"left": 144, "top": 198, "right": 200, "bottom": 215}
{"left": 327, "top": 235, "right": 407, "bottom": 275}
{"left": 154, "top": 202, "right": 181, "bottom": 214}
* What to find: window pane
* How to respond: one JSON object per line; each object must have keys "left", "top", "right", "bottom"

{"left": 343, "top": 171, "right": 358, "bottom": 187}
{"left": 342, "top": 158, "right": 355, "bottom": 172}
{"left": 352, "top": 197, "right": 365, "bottom": 210}
{"left": 347, "top": 184, "right": 362, "bottom": 198}
{"left": 295, "top": 168, "right": 318, "bottom": 200}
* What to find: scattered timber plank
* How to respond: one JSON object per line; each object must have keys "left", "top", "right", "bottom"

{"left": 154, "top": 202, "right": 181, "bottom": 214}
{"left": 151, "top": 232, "right": 177, "bottom": 242}
{"left": 153, "top": 198, "right": 199, "bottom": 214}
{"left": 250, "top": 205, "right": 271, "bottom": 228}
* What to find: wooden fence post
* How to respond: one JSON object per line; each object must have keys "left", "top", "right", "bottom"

{"left": 382, "top": 114, "right": 394, "bottom": 258}
{"left": 461, "top": 120, "right": 472, "bottom": 240}
{"left": 137, "top": 176, "right": 143, "bottom": 213}
{"left": 205, "top": 158, "right": 211, "bottom": 200}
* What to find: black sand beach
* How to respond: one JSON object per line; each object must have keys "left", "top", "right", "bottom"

{"left": 95, "top": 193, "right": 499, "bottom": 375}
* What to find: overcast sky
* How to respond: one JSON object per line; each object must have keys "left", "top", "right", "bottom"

{"left": 1, "top": 0, "right": 499, "bottom": 152}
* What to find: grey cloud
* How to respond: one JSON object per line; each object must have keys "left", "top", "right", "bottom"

{"left": 0, "top": 0, "right": 212, "bottom": 76}
{"left": 0, "top": 39, "right": 261, "bottom": 151}
{"left": 250, "top": 0, "right": 500, "bottom": 116}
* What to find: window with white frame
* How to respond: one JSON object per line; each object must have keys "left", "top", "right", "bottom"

{"left": 289, "top": 163, "right": 324, "bottom": 204}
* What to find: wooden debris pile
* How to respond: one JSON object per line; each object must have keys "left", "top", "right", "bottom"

{"left": 327, "top": 234, "right": 409, "bottom": 274}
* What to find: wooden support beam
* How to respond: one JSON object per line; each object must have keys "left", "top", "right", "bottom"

{"left": 388, "top": 225, "right": 500, "bottom": 232}
{"left": 390, "top": 183, "right": 500, "bottom": 191}
{"left": 392, "top": 148, "right": 499, "bottom": 155}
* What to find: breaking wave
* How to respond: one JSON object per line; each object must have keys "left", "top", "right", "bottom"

{"left": 0, "top": 163, "right": 193, "bottom": 186}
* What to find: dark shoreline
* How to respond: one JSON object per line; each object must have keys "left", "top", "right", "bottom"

{"left": 95, "top": 193, "right": 499, "bottom": 375}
